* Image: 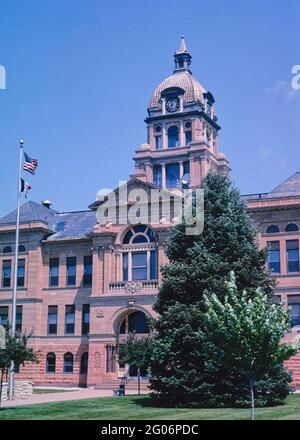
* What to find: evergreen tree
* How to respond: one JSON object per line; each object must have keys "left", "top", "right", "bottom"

{"left": 150, "top": 172, "right": 295, "bottom": 406}
{"left": 155, "top": 172, "right": 274, "bottom": 314}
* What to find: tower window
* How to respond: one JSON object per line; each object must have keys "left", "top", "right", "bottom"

{"left": 266, "top": 225, "right": 279, "bottom": 234}
{"left": 155, "top": 136, "right": 162, "bottom": 150}
{"left": 168, "top": 126, "right": 179, "bottom": 148}
{"left": 66, "top": 257, "right": 76, "bottom": 286}
{"left": 166, "top": 163, "right": 180, "bottom": 189}
{"left": 185, "top": 131, "right": 192, "bottom": 145}
{"left": 286, "top": 224, "right": 299, "bottom": 232}
{"left": 153, "top": 165, "right": 162, "bottom": 187}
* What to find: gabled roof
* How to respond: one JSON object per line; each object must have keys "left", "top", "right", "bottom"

{"left": 268, "top": 172, "right": 300, "bottom": 198}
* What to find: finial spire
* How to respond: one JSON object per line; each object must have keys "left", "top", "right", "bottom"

{"left": 174, "top": 36, "right": 192, "bottom": 74}
{"left": 177, "top": 35, "right": 188, "bottom": 53}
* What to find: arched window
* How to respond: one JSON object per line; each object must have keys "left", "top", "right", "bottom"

{"left": 168, "top": 126, "right": 179, "bottom": 148}
{"left": 266, "top": 225, "right": 279, "bottom": 234}
{"left": 80, "top": 352, "right": 88, "bottom": 374}
{"left": 18, "top": 245, "right": 26, "bottom": 253}
{"left": 119, "top": 311, "right": 150, "bottom": 334}
{"left": 286, "top": 223, "right": 299, "bottom": 232}
{"left": 2, "top": 246, "right": 12, "bottom": 254}
{"left": 46, "top": 353, "right": 56, "bottom": 373}
{"left": 122, "top": 226, "right": 157, "bottom": 281}
{"left": 63, "top": 352, "right": 73, "bottom": 374}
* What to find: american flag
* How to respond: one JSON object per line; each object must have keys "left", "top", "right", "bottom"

{"left": 23, "top": 152, "right": 38, "bottom": 175}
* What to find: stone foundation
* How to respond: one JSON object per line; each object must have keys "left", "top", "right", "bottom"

{"left": 0, "top": 381, "right": 34, "bottom": 401}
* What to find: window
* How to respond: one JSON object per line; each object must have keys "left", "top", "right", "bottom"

{"left": 16, "top": 305, "right": 22, "bottom": 332}
{"left": 287, "top": 240, "right": 299, "bottom": 273}
{"left": 185, "top": 130, "right": 192, "bottom": 145}
{"left": 166, "top": 163, "right": 180, "bottom": 188}
{"left": 168, "top": 126, "right": 179, "bottom": 148}
{"left": 80, "top": 352, "right": 88, "bottom": 374}
{"left": 290, "top": 304, "right": 300, "bottom": 327}
{"left": 132, "top": 252, "right": 147, "bottom": 281}
{"left": 46, "top": 353, "right": 56, "bottom": 373}
{"left": 286, "top": 224, "right": 299, "bottom": 232}
{"left": 82, "top": 304, "right": 90, "bottom": 335}
{"left": 65, "top": 305, "right": 75, "bottom": 334}
{"left": 83, "top": 256, "right": 92, "bottom": 287}
{"left": 66, "top": 257, "right": 76, "bottom": 286}
{"left": 122, "top": 226, "right": 157, "bottom": 281}
{"left": 266, "top": 225, "right": 280, "bottom": 234}
{"left": 106, "top": 345, "right": 116, "bottom": 373}
{"left": 17, "top": 259, "right": 25, "bottom": 287}
{"left": 155, "top": 136, "right": 162, "bottom": 150}
{"left": 268, "top": 241, "right": 280, "bottom": 273}
{"left": 18, "top": 245, "right": 26, "bottom": 253}
{"left": 119, "top": 311, "right": 150, "bottom": 334}
{"left": 48, "top": 306, "right": 58, "bottom": 335}
{"left": 153, "top": 165, "right": 162, "bottom": 188}
{"left": 63, "top": 352, "right": 73, "bottom": 373}
{"left": 0, "top": 306, "right": 9, "bottom": 328}
{"left": 49, "top": 258, "right": 59, "bottom": 287}
{"left": 3, "top": 246, "right": 12, "bottom": 254}
{"left": 2, "top": 260, "right": 11, "bottom": 288}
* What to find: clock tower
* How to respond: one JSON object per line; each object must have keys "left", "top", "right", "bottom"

{"left": 132, "top": 36, "right": 230, "bottom": 190}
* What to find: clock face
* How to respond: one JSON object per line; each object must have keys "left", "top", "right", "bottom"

{"left": 166, "top": 97, "right": 180, "bottom": 113}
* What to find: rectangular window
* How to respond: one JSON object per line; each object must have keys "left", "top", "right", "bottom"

{"left": 166, "top": 163, "right": 180, "bottom": 189}
{"left": 290, "top": 304, "right": 300, "bottom": 327}
{"left": 0, "top": 306, "right": 9, "bottom": 328}
{"left": 82, "top": 304, "right": 90, "bottom": 335}
{"left": 185, "top": 131, "right": 192, "bottom": 145}
{"left": 153, "top": 165, "right": 162, "bottom": 188}
{"left": 65, "top": 305, "right": 75, "bottom": 334}
{"left": 106, "top": 345, "right": 116, "bottom": 373}
{"left": 123, "top": 253, "right": 128, "bottom": 281}
{"left": 183, "top": 161, "right": 190, "bottom": 175}
{"left": 268, "top": 241, "right": 280, "bottom": 273}
{"left": 155, "top": 135, "right": 162, "bottom": 150}
{"left": 49, "top": 258, "right": 59, "bottom": 287}
{"left": 150, "top": 250, "right": 157, "bottom": 280}
{"left": 132, "top": 252, "right": 147, "bottom": 281}
{"left": 2, "top": 260, "right": 11, "bottom": 288}
{"left": 48, "top": 305, "right": 58, "bottom": 335}
{"left": 17, "top": 259, "right": 25, "bottom": 287}
{"left": 83, "top": 256, "right": 92, "bottom": 287}
{"left": 287, "top": 240, "right": 299, "bottom": 273}
{"left": 16, "top": 305, "right": 22, "bottom": 332}
{"left": 66, "top": 257, "right": 76, "bottom": 286}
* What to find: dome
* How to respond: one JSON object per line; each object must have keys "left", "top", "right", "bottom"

{"left": 149, "top": 71, "right": 206, "bottom": 108}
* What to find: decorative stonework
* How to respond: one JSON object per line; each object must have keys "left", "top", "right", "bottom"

{"left": 124, "top": 282, "right": 143, "bottom": 294}
{"left": 94, "top": 352, "right": 101, "bottom": 370}
{"left": 96, "top": 309, "right": 104, "bottom": 318}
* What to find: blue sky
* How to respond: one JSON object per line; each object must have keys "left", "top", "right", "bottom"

{"left": 0, "top": 0, "right": 300, "bottom": 217}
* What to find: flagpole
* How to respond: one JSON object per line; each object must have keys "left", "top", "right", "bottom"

{"left": 8, "top": 139, "right": 24, "bottom": 400}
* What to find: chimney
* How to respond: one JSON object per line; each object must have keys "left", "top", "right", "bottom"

{"left": 41, "top": 200, "right": 52, "bottom": 209}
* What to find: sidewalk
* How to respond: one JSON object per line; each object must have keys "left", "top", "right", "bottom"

{"left": 1, "top": 388, "right": 148, "bottom": 408}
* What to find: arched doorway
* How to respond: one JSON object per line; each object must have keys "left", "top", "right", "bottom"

{"left": 116, "top": 310, "right": 150, "bottom": 378}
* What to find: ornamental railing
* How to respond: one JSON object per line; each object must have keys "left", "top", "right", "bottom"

{"left": 109, "top": 280, "right": 159, "bottom": 294}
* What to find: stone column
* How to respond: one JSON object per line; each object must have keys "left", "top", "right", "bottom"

{"left": 162, "top": 163, "right": 166, "bottom": 189}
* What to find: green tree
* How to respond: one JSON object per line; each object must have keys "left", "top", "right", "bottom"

{"left": 118, "top": 335, "right": 153, "bottom": 395}
{"left": 200, "top": 272, "right": 297, "bottom": 407}
{"left": 150, "top": 172, "right": 295, "bottom": 407}
{"left": 0, "top": 326, "right": 39, "bottom": 405}
{"left": 155, "top": 172, "right": 274, "bottom": 314}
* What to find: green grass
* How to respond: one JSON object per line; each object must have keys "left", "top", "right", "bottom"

{"left": 1, "top": 394, "right": 300, "bottom": 420}
{"left": 33, "top": 389, "right": 75, "bottom": 394}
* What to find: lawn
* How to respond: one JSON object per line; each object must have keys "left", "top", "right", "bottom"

{"left": 0, "top": 394, "right": 300, "bottom": 420}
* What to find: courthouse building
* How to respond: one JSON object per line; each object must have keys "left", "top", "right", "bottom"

{"left": 0, "top": 37, "right": 300, "bottom": 387}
